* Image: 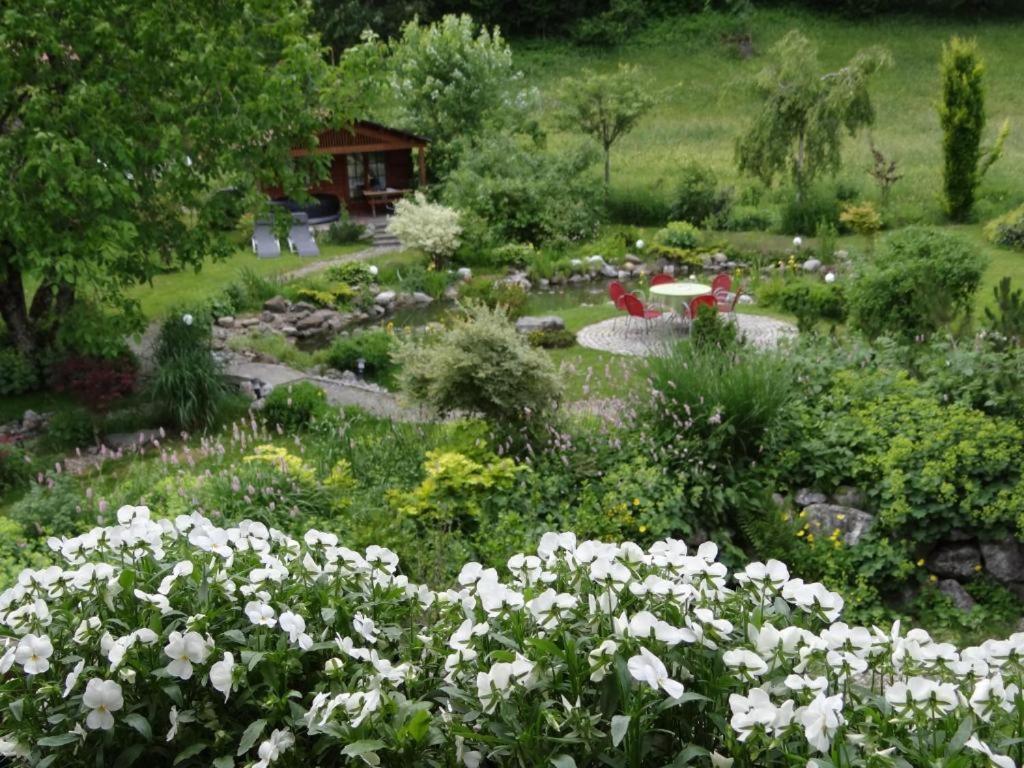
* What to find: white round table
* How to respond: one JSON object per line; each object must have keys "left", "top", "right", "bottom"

{"left": 649, "top": 281, "right": 713, "bottom": 317}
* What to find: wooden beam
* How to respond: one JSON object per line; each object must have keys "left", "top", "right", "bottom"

{"left": 417, "top": 146, "right": 427, "bottom": 187}
{"left": 292, "top": 142, "right": 418, "bottom": 157}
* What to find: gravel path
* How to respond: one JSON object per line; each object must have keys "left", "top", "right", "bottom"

{"left": 224, "top": 360, "right": 424, "bottom": 422}
{"left": 577, "top": 313, "right": 797, "bottom": 357}
{"left": 281, "top": 244, "right": 399, "bottom": 280}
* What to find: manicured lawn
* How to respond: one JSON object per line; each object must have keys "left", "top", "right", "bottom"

{"left": 519, "top": 9, "right": 1024, "bottom": 226}
{"left": 127, "top": 239, "right": 369, "bottom": 319}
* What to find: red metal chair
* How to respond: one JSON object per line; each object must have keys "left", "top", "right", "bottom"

{"left": 623, "top": 293, "right": 664, "bottom": 332}
{"left": 688, "top": 293, "right": 717, "bottom": 320}
{"left": 609, "top": 281, "right": 628, "bottom": 310}
{"left": 650, "top": 274, "right": 675, "bottom": 287}
{"left": 711, "top": 274, "right": 736, "bottom": 313}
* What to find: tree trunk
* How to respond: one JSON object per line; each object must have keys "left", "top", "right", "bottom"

{"left": 603, "top": 145, "right": 611, "bottom": 191}
{"left": 0, "top": 248, "right": 36, "bottom": 358}
{"left": 794, "top": 132, "right": 806, "bottom": 203}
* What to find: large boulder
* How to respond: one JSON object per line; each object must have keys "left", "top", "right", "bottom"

{"left": 263, "top": 295, "right": 289, "bottom": 313}
{"left": 599, "top": 263, "right": 618, "bottom": 278}
{"left": 411, "top": 292, "right": 434, "bottom": 305}
{"left": 937, "top": 579, "right": 976, "bottom": 612}
{"left": 795, "top": 488, "right": 827, "bottom": 507}
{"left": 296, "top": 309, "right": 339, "bottom": 331}
{"left": 802, "top": 258, "right": 822, "bottom": 273}
{"left": 515, "top": 316, "right": 566, "bottom": 334}
{"left": 831, "top": 486, "right": 867, "bottom": 508}
{"left": 374, "top": 290, "right": 397, "bottom": 307}
{"left": 979, "top": 541, "right": 1024, "bottom": 583}
{"left": 802, "top": 503, "right": 875, "bottom": 547}
{"left": 929, "top": 543, "right": 982, "bottom": 580}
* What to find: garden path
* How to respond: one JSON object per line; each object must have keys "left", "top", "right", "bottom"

{"left": 576, "top": 314, "right": 797, "bottom": 356}
{"left": 280, "top": 244, "right": 399, "bottom": 281}
{"left": 224, "top": 360, "right": 425, "bottom": 422}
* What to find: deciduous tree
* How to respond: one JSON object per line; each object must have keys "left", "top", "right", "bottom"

{"left": 735, "top": 31, "right": 890, "bottom": 201}
{"left": 0, "top": 0, "right": 355, "bottom": 360}
{"left": 556, "top": 64, "right": 654, "bottom": 189}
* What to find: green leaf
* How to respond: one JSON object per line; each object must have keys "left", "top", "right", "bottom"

{"left": 550, "top": 756, "right": 577, "bottom": 768}
{"left": 118, "top": 569, "right": 136, "bottom": 590}
{"left": 342, "top": 740, "right": 387, "bottom": 758}
{"left": 8, "top": 698, "right": 24, "bottom": 721}
{"left": 38, "top": 733, "right": 81, "bottom": 747}
{"left": 123, "top": 713, "right": 153, "bottom": 741}
{"left": 236, "top": 719, "right": 267, "bottom": 756}
{"left": 174, "top": 742, "right": 210, "bottom": 765}
{"left": 212, "top": 757, "right": 234, "bottom": 768}
{"left": 36, "top": 755, "right": 59, "bottom": 768}
{"left": 610, "top": 715, "right": 630, "bottom": 748}
{"left": 946, "top": 714, "right": 975, "bottom": 756}
{"left": 242, "top": 650, "right": 266, "bottom": 671}
{"left": 221, "top": 629, "right": 246, "bottom": 645}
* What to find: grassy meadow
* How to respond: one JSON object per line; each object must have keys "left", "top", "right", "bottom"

{"left": 519, "top": 9, "right": 1024, "bottom": 226}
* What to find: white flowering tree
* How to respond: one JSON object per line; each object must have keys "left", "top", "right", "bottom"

{"left": 2, "top": 505, "right": 1024, "bottom": 767}
{"left": 387, "top": 192, "right": 462, "bottom": 270}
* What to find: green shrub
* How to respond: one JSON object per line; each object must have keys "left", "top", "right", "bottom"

{"left": 689, "top": 304, "right": 742, "bottom": 351}
{"left": 261, "top": 381, "right": 329, "bottom": 431}
{"left": 778, "top": 369, "right": 1024, "bottom": 545}
{"left": 324, "top": 330, "right": 397, "bottom": 385}
{"left": 643, "top": 242, "right": 704, "bottom": 269}
{"left": 527, "top": 328, "right": 576, "bottom": 348}
{"left": 655, "top": 220, "right": 702, "bottom": 249}
{"left": 758, "top": 278, "right": 847, "bottom": 332}
{"left": 839, "top": 201, "right": 883, "bottom": 237}
{"left": 388, "top": 263, "right": 454, "bottom": 299}
{"left": 983, "top": 277, "right": 1024, "bottom": 347}
{"left": 444, "top": 135, "right": 600, "bottom": 245}
{"left": 0, "top": 445, "right": 32, "bottom": 496}
{"left": 394, "top": 303, "right": 562, "bottom": 429}
{"left": 326, "top": 261, "right": 375, "bottom": 287}
{"left": 488, "top": 242, "right": 537, "bottom": 269}
{"left": 7, "top": 473, "right": 96, "bottom": 540}
{"left": 984, "top": 203, "right": 1024, "bottom": 250}
{"left": 644, "top": 342, "right": 793, "bottom": 466}
{"left": 324, "top": 209, "right": 368, "bottom": 244}
{"left": 44, "top": 409, "right": 95, "bottom": 450}
{"left": 458, "top": 279, "right": 528, "bottom": 320}
{"left": 605, "top": 185, "right": 670, "bottom": 226}
{"left": 0, "top": 516, "right": 49, "bottom": 589}
{"left": 723, "top": 204, "right": 778, "bottom": 232}
{"left": 668, "top": 161, "right": 731, "bottom": 226}
{"left": 848, "top": 227, "right": 986, "bottom": 340}
{"left": 0, "top": 346, "right": 39, "bottom": 395}
{"left": 780, "top": 188, "right": 840, "bottom": 235}
{"left": 149, "top": 308, "right": 226, "bottom": 429}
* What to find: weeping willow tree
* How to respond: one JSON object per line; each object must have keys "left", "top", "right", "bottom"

{"left": 736, "top": 31, "right": 892, "bottom": 202}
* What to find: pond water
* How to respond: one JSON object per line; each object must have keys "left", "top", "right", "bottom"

{"left": 297, "top": 280, "right": 619, "bottom": 350}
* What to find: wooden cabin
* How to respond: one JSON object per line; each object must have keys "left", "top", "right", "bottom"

{"left": 270, "top": 121, "right": 429, "bottom": 222}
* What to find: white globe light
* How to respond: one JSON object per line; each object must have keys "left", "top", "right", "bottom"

{"left": 636, "top": 239, "right": 645, "bottom": 250}
{"left": 368, "top": 265, "right": 379, "bottom": 277}
{"left": 793, "top": 236, "right": 803, "bottom": 247}
{"left": 824, "top": 272, "right": 836, "bottom": 284}
{"left": 181, "top": 313, "right": 194, "bottom": 326}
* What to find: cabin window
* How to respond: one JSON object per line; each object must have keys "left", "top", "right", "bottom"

{"left": 347, "top": 153, "right": 387, "bottom": 198}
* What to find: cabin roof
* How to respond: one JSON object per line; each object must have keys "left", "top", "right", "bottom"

{"left": 294, "top": 120, "right": 430, "bottom": 157}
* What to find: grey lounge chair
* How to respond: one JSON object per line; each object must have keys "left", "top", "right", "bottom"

{"left": 251, "top": 220, "right": 281, "bottom": 258}
{"left": 287, "top": 213, "right": 319, "bottom": 257}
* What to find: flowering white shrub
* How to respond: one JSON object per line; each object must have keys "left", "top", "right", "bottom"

{"left": 387, "top": 192, "right": 461, "bottom": 268}
{"left": 2, "top": 506, "right": 1023, "bottom": 767}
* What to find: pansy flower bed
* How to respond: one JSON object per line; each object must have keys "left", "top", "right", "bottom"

{"left": 1, "top": 506, "right": 1021, "bottom": 767}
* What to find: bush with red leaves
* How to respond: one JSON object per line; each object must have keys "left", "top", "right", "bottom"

{"left": 49, "top": 355, "right": 138, "bottom": 412}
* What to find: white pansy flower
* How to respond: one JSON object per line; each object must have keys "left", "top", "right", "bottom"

{"left": 63, "top": 659, "right": 85, "bottom": 697}
{"left": 15, "top": 634, "right": 53, "bottom": 675}
{"left": 245, "top": 600, "right": 277, "bottom": 627}
{"left": 209, "top": 652, "right": 235, "bottom": 700}
{"left": 255, "top": 728, "right": 295, "bottom": 768}
{"left": 965, "top": 736, "right": 1016, "bottom": 768}
{"left": 163, "top": 630, "right": 210, "bottom": 680}
{"left": 82, "top": 678, "right": 124, "bottom": 730}
{"left": 627, "top": 647, "right": 684, "bottom": 698}
{"left": 798, "top": 692, "right": 844, "bottom": 753}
